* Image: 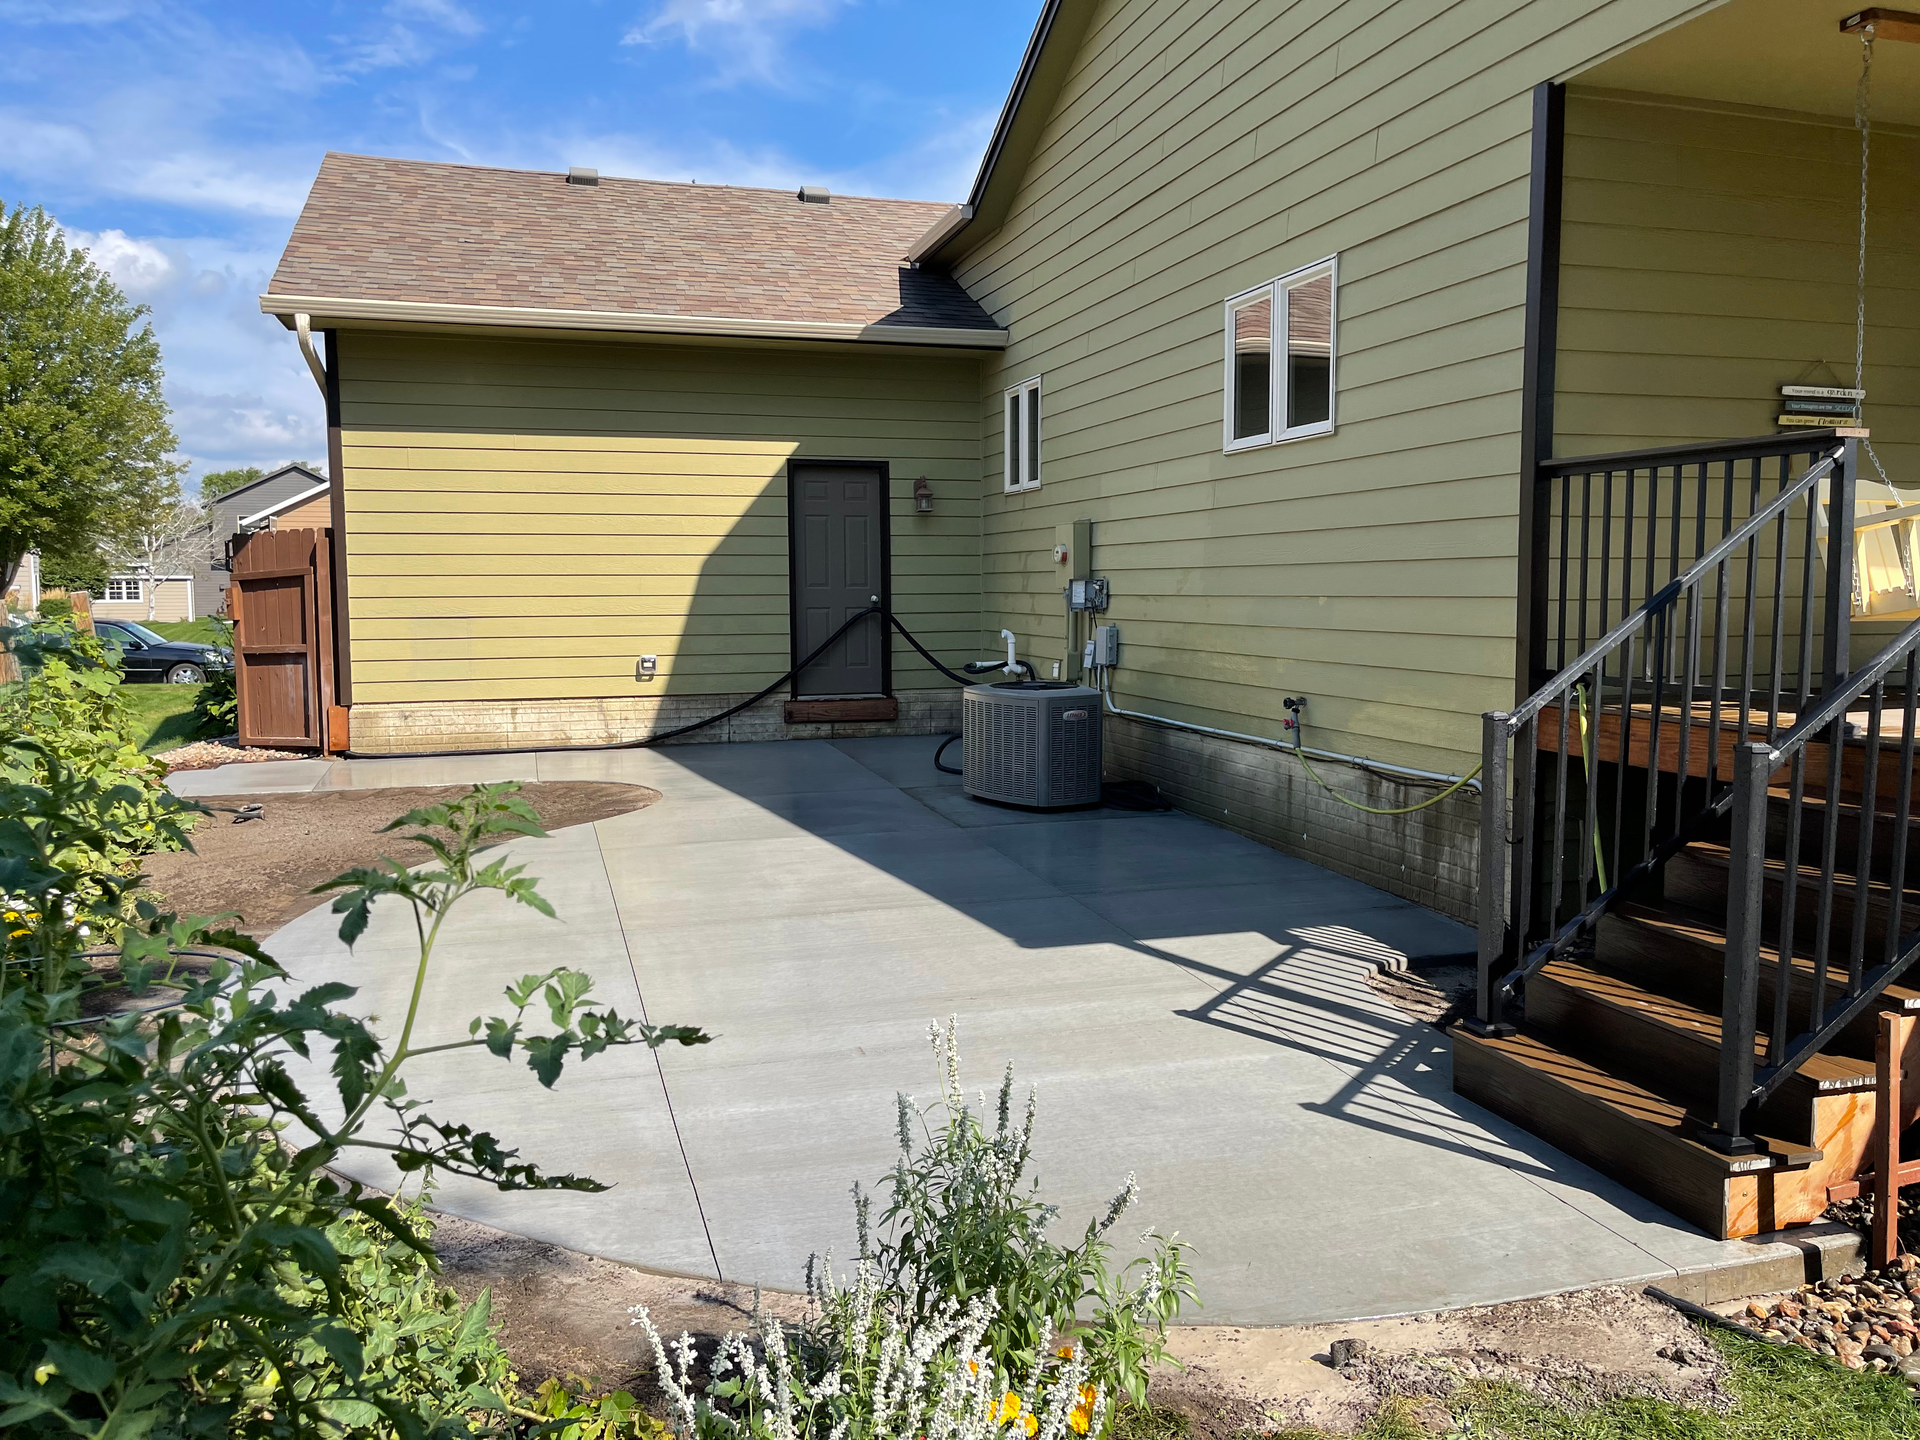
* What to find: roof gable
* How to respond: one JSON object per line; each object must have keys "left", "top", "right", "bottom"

{"left": 209, "top": 463, "right": 326, "bottom": 514}
{"left": 263, "top": 155, "right": 1004, "bottom": 347}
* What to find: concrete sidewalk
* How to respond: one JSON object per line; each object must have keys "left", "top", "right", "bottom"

{"left": 181, "top": 736, "right": 1801, "bottom": 1325}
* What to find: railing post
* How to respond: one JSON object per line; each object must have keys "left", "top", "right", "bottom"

{"left": 1705, "top": 740, "right": 1772, "bottom": 1155}
{"left": 1823, "top": 439, "right": 1858, "bottom": 695}
{"left": 1466, "top": 711, "right": 1518, "bottom": 1036}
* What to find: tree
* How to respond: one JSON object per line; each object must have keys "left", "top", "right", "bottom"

{"left": 0, "top": 201, "right": 182, "bottom": 595}
{"left": 103, "top": 498, "right": 209, "bottom": 619}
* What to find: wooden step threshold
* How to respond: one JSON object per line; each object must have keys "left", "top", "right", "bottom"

{"left": 784, "top": 696, "right": 898, "bottom": 723}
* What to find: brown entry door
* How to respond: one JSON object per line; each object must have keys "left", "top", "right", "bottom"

{"left": 790, "top": 462, "right": 889, "bottom": 699}
{"left": 231, "top": 527, "right": 334, "bottom": 750}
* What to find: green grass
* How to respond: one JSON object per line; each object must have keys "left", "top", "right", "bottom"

{"left": 1241, "top": 1331, "right": 1920, "bottom": 1440}
{"left": 119, "top": 682, "right": 206, "bottom": 753}
{"left": 145, "top": 618, "right": 225, "bottom": 646}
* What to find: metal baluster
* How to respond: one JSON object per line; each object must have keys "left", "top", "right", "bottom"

{"left": 1710, "top": 557, "right": 1731, "bottom": 793}
{"left": 1812, "top": 713, "right": 1847, "bottom": 1008}
{"left": 1645, "top": 607, "right": 1668, "bottom": 864}
{"left": 1557, "top": 473, "right": 1572, "bottom": 672}
{"left": 1578, "top": 473, "right": 1593, "bottom": 660}
{"left": 1552, "top": 691, "right": 1572, "bottom": 930}
{"left": 1580, "top": 666, "right": 1602, "bottom": 899}
{"left": 1645, "top": 468, "right": 1662, "bottom": 684}
{"left": 1887, "top": 654, "right": 1916, "bottom": 966}
{"left": 1599, "top": 470, "right": 1615, "bottom": 674}
{"left": 1767, "top": 497, "right": 1790, "bottom": 744}
{"left": 1737, "top": 458, "right": 1761, "bottom": 748}
{"left": 1613, "top": 630, "right": 1636, "bottom": 895}
{"left": 1775, "top": 747, "right": 1809, "bottom": 1057}
{"left": 1476, "top": 712, "right": 1511, "bottom": 1030}
{"left": 1518, "top": 714, "right": 1539, "bottom": 953}
{"left": 1851, "top": 682, "right": 1884, "bottom": 994}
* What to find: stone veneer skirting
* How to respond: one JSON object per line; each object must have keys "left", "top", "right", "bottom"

{"left": 1103, "top": 711, "right": 1480, "bottom": 924}
{"left": 348, "top": 687, "right": 962, "bottom": 755}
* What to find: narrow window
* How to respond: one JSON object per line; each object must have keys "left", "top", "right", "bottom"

{"left": 1225, "top": 288, "right": 1273, "bottom": 448}
{"left": 1223, "top": 257, "right": 1337, "bottom": 451}
{"left": 105, "top": 578, "right": 140, "bottom": 602}
{"left": 1004, "top": 376, "right": 1042, "bottom": 492}
{"left": 1283, "top": 266, "right": 1334, "bottom": 433}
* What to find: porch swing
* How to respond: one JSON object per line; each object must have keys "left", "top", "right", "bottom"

{"left": 1814, "top": 10, "right": 1920, "bottom": 620}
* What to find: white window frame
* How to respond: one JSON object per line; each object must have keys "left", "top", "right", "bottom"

{"left": 1221, "top": 254, "right": 1338, "bottom": 453}
{"left": 1004, "top": 375, "right": 1042, "bottom": 493}
{"left": 104, "top": 577, "right": 143, "bottom": 602}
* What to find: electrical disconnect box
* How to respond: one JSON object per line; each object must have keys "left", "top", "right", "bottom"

{"left": 1085, "top": 624, "right": 1119, "bottom": 668}
{"left": 1066, "top": 577, "right": 1109, "bottom": 612}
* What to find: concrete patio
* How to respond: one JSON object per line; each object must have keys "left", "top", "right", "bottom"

{"left": 174, "top": 735, "right": 1814, "bottom": 1325}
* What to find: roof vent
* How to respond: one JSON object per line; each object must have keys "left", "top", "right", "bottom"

{"left": 798, "top": 185, "right": 830, "bottom": 204}
{"left": 567, "top": 167, "right": 599, "bottom": 186}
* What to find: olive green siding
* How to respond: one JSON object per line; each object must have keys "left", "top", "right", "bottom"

{"left": 1557, "top": 88, "right": 1920, "bottom": 468}
{"left": 953, "top": 0, "right": 1710, "bottom": 780}
{"left": 334, "top": 330, "right": 982, "bottom": 706}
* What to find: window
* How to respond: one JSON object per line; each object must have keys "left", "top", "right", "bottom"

{"left": 1004, "top": 376, "right": 1042, "bottom": 492}
{"left": 104, "top": 578, "right": 142, "bottom": 602}
{"left": 1223, "top": 257, "right": 1337, "bottom": 451}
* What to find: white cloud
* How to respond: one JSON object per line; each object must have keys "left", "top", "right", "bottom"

{"left": 623, "top": 0, "right": 852, "bottom": 87}
{"left": 62, "top": 227, "right": 177, "bottom": 293}
{"left": 61, "top": 227, "right": 324, "bottom": 478}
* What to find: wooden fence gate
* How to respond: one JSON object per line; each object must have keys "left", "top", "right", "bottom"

{"left": 231, "top": 527, "right": 337, "bottom": 751}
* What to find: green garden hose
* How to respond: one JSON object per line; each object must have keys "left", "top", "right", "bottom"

{"left": 1288, "top": 720, "right": 1482, "bottom": 816}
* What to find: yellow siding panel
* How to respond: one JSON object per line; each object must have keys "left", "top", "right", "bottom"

{"left": 951, "top": 0, "right": 1718, "bottom": 773}
{"left": 337, "top": 331, "right": 983, "bottom": 703}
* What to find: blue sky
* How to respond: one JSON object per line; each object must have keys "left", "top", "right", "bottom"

{"left": 0, "top": 0, "right": 1034, "bottom": 486}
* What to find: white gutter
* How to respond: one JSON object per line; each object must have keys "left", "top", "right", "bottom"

{"left": 261, "top": 294, "right": 1009, "bottom": 349}
{"left": 906, "top": 204, "right": 975, "bottom": 265}
{"left": 1096, "top": 669, "right": 1482, "bottom": 793}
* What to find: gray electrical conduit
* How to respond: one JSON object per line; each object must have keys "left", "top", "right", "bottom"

{"left": 1093, "top": 666, "right": 1483, "bottom": 795}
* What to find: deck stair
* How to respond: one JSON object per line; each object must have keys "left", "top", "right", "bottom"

{"left": 1456, "top": 432, "right": 1920, "bottom": 1239}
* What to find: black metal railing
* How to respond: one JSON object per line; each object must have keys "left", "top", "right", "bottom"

{"left": 1716, "top": 616, "right": 1920, "bottom": 1149}
{"left": 1475, "top": 434, "right": 1856, "bottom": 1057}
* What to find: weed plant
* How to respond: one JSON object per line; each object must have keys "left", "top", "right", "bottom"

{"left": 0, "top": 773, "right": 709, "bottom": 1437}
{"left": 633, "top": 1021, "right": 1196, "bottom": 1440}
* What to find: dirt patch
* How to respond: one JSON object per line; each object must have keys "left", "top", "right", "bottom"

{"left": 430, "top": 1210, "right": 803, "bottom": 1397}
{"left": 1156, "top": 1286, "right": 1730, "bottom": 1436}
{"left": 142, "top": 783, "right": 659, "bottom": 936}
{"left": 1367, "top": 963, "right": 1476, "bottom": 1028}
{"left": 426, "top": 1207, "right": 1732, "bottom": 1436}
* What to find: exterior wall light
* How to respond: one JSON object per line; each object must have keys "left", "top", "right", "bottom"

{"left": 913, "top": 477, "right": 934, "bottom": 514}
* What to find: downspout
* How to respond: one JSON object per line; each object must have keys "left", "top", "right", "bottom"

{"left": 294, "top": 313, "right": 328, "bottom": 397}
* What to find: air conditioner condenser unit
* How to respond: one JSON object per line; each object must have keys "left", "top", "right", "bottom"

{"left": 961, "top": 681, "right": 1103, "bottom": 809}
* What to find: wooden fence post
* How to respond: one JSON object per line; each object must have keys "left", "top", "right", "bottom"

{"left": 0, "top": 597, "right": 18, "bottom": 684}
{"left": 69, "top": 590, "right": 95, "bottom": 635}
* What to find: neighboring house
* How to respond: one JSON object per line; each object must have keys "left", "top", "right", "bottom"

{"left": 191, "top": 463, "right": 329, "bottom": 616}
{"left": 3, "top": 552, "right": 40, "bottom": 613}
{"left": 94, "top": 574, "right": 195, "bottom": 623}
{"left": 264, "top": 0, "right": 1920, "bottom": 1237}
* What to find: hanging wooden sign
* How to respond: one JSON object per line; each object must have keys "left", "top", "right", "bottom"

{"left": 1842, "top": 9, "right": 1920, "bottom": 44}
{"left": 1783, "top": 399, "right": 1862, "bottom": 416}
{"left": 1782, "top": 385, "right": 1866, "bottom": 400}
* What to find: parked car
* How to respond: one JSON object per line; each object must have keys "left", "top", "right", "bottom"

{"left": 95, "top": 619, "right": 232, "bottom": 684}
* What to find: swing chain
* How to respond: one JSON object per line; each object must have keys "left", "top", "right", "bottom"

{"left": 1854, "top": 22, "right": 1899, "bottom": 487}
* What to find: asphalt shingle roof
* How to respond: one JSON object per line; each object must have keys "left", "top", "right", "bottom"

{"left": 266, "top": 153, "right": 997, "bottom": 336}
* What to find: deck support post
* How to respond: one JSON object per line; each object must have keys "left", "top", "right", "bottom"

{"left": 1466, "top": 711, "right": 1518, "bottom": 1036}
{"left": 1704, "top": 741, "right": 1770, "bottom": 1155}
{"left": 1875, "top": 1010, "right": 1913, "bottom": 1269}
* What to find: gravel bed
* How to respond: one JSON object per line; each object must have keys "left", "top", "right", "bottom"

{"left": 1743, "top": 1253, "right": 1920, "bottom": 1380}
{"left": 156, "top": 737, "right": 313, "bottom": 771}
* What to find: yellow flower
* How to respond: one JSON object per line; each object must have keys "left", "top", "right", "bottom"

{"left": 969, "top": 1361, "right": 980, "bottom": 1375}
{"left": 994, "top": 1393, "right": 1022, "bottom": 1425}
{"left": 1024, "top": 1417, "right": 1038, "bottom": 1437}
{"left": 1055, "top": 1344, "right": 1075, "bottom": 1360}
{"left": 1068, "top": 1384, "right": 1097, "bottom": 1435}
